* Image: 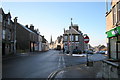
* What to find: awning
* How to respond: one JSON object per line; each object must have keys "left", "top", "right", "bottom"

{"left": 106, "top": 26, "right": 120, "bottom": 38}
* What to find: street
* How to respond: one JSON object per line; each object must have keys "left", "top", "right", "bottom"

{"left": 2, "top": 50, "right": 106, "bottom": 78}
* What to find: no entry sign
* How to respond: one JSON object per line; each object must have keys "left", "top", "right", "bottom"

{"left": 84, "top": 35, "right": 89, "bottom": 43}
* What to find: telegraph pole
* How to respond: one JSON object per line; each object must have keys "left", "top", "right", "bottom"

{"left": 14, "top": 17, "right": 17, "bottom": 54}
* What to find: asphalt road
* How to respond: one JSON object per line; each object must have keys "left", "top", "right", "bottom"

{"left": 2, "top": 50, "right": 85, "bottom": 78}
{"left": 2, "top": 50, "right": 106, "bottom": 78}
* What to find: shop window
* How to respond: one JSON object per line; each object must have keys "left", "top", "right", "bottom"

{"left": 110, "top": 37, "right": 117, "bottom": 59}
{"left": 118, "top": 36, "right": 120, "bottom": 59}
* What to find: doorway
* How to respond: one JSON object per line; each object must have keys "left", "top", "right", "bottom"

{"left": 2, "top": 43, "right": 5, "bottom": 55}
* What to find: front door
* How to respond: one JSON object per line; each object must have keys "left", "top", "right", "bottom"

{"left": 2, "top": 43, "right": 5, "bottom": 55}
{"left": 117, "top": 41, "right": 120, "bottom": 59}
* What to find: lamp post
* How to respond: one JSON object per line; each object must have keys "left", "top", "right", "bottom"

{"left": 70, "top": 18, "right": 73, "bottom": 55}
{"left": 14, "top": 17, "right": 17, "bottom": 54}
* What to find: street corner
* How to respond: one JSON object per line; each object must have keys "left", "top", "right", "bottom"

{"left": 53, "top": 61, "right": 103, "bottom": 78}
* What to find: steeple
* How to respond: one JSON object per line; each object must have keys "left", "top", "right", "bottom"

{"left": 50, "top": 35, "right": 52, "bottom": 44}
{"left": 71, "top": 18, "right": 73, "bottom": 26}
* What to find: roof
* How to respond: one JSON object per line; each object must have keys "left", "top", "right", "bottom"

{"left": 18, "top": 23, "right": 36, "bottom": 34}
{"left": 64, "top": 27, "right": 81, "bottom": 35}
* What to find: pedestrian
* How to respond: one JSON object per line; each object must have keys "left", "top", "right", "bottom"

{"left": 63, "top": 47, "right": 65, "bottom": 54}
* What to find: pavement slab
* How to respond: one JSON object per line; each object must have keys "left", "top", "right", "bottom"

{"left": 55, "top": 61, "right": 103, "bottom": 78}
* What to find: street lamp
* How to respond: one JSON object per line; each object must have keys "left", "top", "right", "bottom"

{"left": 70, "top": 18, "right": 73, "bottom": 55}
{"left": 14, "top": 17, "right": 17, "bottom": 54}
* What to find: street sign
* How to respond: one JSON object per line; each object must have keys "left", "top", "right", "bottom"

{"left": 84, "top": 35, "right": 89, "bottom": 43}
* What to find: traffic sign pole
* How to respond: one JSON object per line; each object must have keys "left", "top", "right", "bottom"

{"left": 84, "top": 35, "right": 90, "bottom": 66}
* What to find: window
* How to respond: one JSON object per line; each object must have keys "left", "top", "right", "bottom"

{"left": 110, "top": 37, "right": 117, "bottom": 59}
{"left": 118, "top": 2, "right": 120, "bottom": 22}
{"left": 3, "top": 20, "right": 5, "bottom": 26}
{"left": 70, "top": 35, "right": 74, "bottom": 41}
{"left": 113, "top": 6, "right": 117, "bottom": 25}
{"left": 64, "top": 36, "right": 68, "bottom": 41}
{"left": 75, "top": 35, "right": 79, "bottom": 41}
{"left": 2, "top": 30, "right": 5, "bottom": 39}
{"left": 0, "top": 14, "right": 2, "bottom": 22}
{"left": 8, "top": 31, "right": 11, "bottom": 40}
{"left": 8, "top": 18, "right": 10, "bottom": 25}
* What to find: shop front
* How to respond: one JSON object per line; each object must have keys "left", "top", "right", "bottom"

{"left": 106, "top": 26, "right": 120, "bottom": 60}
{"left": 102, "top": 26, "right": 120, "bottom": 78}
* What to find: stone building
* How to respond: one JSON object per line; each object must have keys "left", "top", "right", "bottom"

{"left": 16, "top": 23, "right": 39, "bottom": 53}
{"left": 1, "top": 8, "right": 15, "bottom": 55}
{"left": 102, "top": 0, "right": 120, "bottom": 78}
{"left": 0, "top": 8, "right": 2, "bottom": 80}
{"left": 63, "top": 24, "right": 84, "bottom": 54}
{"left": 54, "top": 35, "right": 63, "bottom": 50}
{"left": 41, "top": 36, "right": 49, "bottom": 51}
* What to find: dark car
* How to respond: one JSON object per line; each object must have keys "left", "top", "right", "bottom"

{"left": 72, "top": 49, "right": 82, "bottom": 54}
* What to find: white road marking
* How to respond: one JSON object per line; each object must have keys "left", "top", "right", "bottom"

{"left": 58, "top": 55, "right": 66, "bottom": 68}
{"left": 62, "top": 56, "right": 66, "bottom": 68}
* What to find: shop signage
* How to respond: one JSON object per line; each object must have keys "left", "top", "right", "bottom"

{"left": 106, "top": 26, "right": 120, "bottom": 38}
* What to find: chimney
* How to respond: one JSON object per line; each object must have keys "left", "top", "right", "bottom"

{"left": 72, "top": 25, "right": 79, "bottom": 31}
{"left": 30, "top": 24, "right": 34, "bottom": 31}
{"left": 25, "top": 25, "right": 28, "bottom": 28}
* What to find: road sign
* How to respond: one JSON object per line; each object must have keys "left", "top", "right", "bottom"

{"left": 84, "top": 35, "right": 89, "bottom": 43}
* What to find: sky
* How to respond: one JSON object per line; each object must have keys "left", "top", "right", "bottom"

{"left": 1, "top": 2, "right": 108, "bottom": 47}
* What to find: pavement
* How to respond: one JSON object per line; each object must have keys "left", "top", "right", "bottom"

{"left": 48, "top": 52, "right": 107, "bottom": 79}
{"left": 2, "top": 51, "right": 44, "bottom": 60}
{"left": 49, "top": 61, "right": 103, "bottom": 79}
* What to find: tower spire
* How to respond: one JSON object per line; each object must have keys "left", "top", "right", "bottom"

{"left": 71, "top": 18, "right": 73, "bottom": 26}
{"left": 50, "top": 35, "right": 52, "bottom": 44}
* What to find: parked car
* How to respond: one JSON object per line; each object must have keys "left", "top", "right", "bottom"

{"left": 72, "top": 49, "right": 82, "bottom": 54}
{"left": 86, "top": 50, "right": 93, "bottom": 54}
{"left": 99, "top": 51, "right": 106, "bottom": 54}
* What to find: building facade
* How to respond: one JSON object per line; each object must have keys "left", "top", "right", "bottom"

{"left": 63, "top": 24, "right": 84, "bottom": 54}
{"left": 41, "top": 36, "right": 49, "bottom": 51}
{"left": 1, "top": 8, "right": 15, "bottom": 55}
{"left": 102, "top": 0, "right": 120, "bottom": 78}
{"left": 0, "top": 8, "right": 2, "bottom": 80}
{"left": 16, "top": 24, "right": 39, "bottom": 53}
{"left": 38, "top": 35, "right": 42, "bottom": 51}
{"left": 54, "top": 35, "right": 63, "bottom": 50}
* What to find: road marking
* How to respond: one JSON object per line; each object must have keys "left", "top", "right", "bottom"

{"left": 62, "top": 56, "right": 66, "bottom": 68}
{"left": 58, "top": 56, "right": 61, "bottom": 68}
{"left": 58, "top": 55, "right": 66, "bottom": 68}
